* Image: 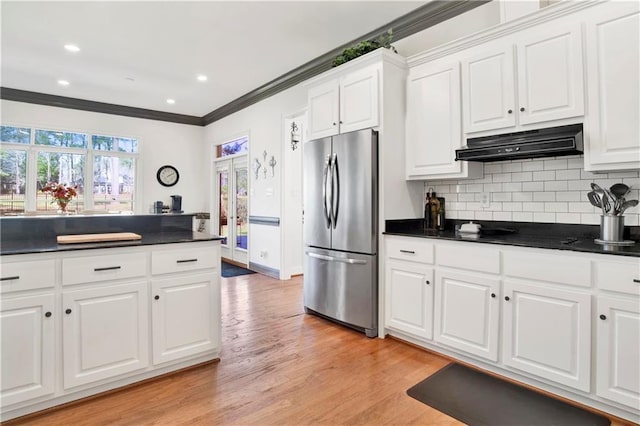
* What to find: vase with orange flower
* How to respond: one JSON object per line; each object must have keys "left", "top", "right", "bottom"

{"left": 41, "top": 182, "right": 78, "bottom": 214}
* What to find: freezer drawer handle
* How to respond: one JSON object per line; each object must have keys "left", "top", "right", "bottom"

{"left": 306, "top": 251, "right": 367, "bottom": 265}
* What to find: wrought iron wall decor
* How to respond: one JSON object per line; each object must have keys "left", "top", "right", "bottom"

{"left": 253, "top": 150, "right": 277, "bottom": 179}
{"left": 290, "top": 121, "right": 300, "bottom": 151}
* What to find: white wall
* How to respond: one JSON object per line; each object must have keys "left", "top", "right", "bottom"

{"left": 1, "top": 100, "right": 206, "bottom": 214}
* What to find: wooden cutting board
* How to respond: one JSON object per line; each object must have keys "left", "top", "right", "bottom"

{"left": 57, "top": 232, "right": 142, "bottom": 244}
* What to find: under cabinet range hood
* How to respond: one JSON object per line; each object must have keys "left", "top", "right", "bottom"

{"left": 455, "top": 124, "right": 583, "bottom": 162}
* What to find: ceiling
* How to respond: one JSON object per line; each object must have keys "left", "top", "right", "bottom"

{"left": 1, "top": 1, "right": 426, "bottom": 117}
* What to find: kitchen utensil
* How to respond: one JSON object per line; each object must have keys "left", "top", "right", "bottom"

{"left": 610, "top": 183, "right": 630, "bottom": 199}
{"left": 618, "top": 199, "right": 639, "bottom": 216}
{"left": 590, "top": 183, "right": 608, "bottom": 215}
{"left": 601, "top": 192, "right": 611, "bottom": 214}
{"left": 587, "top": 191, "right": 602, "bottom": 209}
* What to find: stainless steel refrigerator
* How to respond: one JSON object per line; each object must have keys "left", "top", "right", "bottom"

{"left": 303, "top": 129, "right": 378, "bottom": 338}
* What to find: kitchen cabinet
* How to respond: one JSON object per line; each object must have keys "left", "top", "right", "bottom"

{"left": 583, "top": 1, "right": 640, "bottom": 172}
{"left": 151, "top": 273, "right": 220, "bottom": 365}
{"left": 62, "top": 281, "right": 149, "bottom": 389}
{"left": 307, "top": 64, "right": 378, "bottom": 140}
{"left": 0, "top": 294, "right": 55, "bottom": 406}
{"left": 461, "top": 23, "right": 584, "bottom": 134}
{"left": 385, "top": 259, "right": 433, "bottom": 340}
{"left": 405, "top": 59, "right": 482, "bottom": 180}
{"left": 502, "top": 281, "right": 591, "bottom": 392}
{"left": 434, "top": 270, "right": 500, "bottom": 361}
{"left": 596, "top": 296, "right": 640, "bottom": 410}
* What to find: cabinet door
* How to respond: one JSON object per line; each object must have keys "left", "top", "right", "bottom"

{"left": 385, "top": 260, "right": 433, "bottom": 340}
{"left": 461, "top": 45, "right": 516, "bottom": 133}
{"left": 503, "top": 281, "right": 591, "bottom": 391}
{"left": 584, "top": 2, "right": 640, "bottom": 171}
{"left": 151, "top": 273, "right": 220, "bottom": 365}
{"left": 406, "top": 61, "right": 464, "bottom": 178}
{"left": 339, "top": 66, "right": 379, "bottom": 133}
{"left": 1, "top": 294, "right": 55, "bottom": 407}
{"left": 63, "top": 281, "right": 149, "bottom": 389}
{"left": 434, "top": 270, "right": 500, "bottom": 361}
{"left": 596, "top": 296, "right": 640, "bottom": 410}
{"left": 308, "top": 79, "right": 339, "bottom": 140}
{"left": 516, "top": 23, "right": 584, "bottom": 125}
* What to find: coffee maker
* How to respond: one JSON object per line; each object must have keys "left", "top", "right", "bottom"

{"left": 170, "top": 195, "right": 183, "bottom": 213}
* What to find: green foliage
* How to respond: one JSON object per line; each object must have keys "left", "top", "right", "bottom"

{"left": 332, "top": 29, "right": 397, "bottom": 67}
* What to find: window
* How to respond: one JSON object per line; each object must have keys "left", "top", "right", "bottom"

{"left": 0, "top": 125, "right": 140, "bottom": 215}
{"left": 216, "top": 136, "right": 248, "bottom": 158}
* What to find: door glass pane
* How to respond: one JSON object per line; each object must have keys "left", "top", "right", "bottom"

{"left": 218, "top": 170, "right": 228, "bottom": 245}
{"left": 0, "top": 149, "right": 27, "bottom": 215}
{"left": 235, "top": 167, "right": 248, "bottom": 250}
{"left": 93, "top": 155, "right": 135, "bottom": 212}
{"left": 36, "top": 152, "right": 85, "bottom": 213}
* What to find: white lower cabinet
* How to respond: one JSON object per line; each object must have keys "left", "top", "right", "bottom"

{"left": 596, "top": 296, "right": 640, "bottom": 410}
{"left": 385, "top": 260, "right": 433, "bottom": 340}
{"left": 62, "top": 281, "right": 149, "bottom": 389}
{"left": 151, "top": 273, "right": 220, "bottom": 365}
{"left": 434, "top": 270, "right": 500, "bottom": 361}
{"left": 0, "top": 294, "right": 55, "bottom": 406}
{"left": 502, "top": 281, "right": 591, "bottom": 392}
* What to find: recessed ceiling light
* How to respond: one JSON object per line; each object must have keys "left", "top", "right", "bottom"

{"left": 166, "top": 99, "right": 175, "bottom": 104}
{"left": 58, "top": 80, "right": 70, "bottom": 86}
{"left": 64, "top": 44, "right": 80, "bottom": 52}
{"left": 197, "top": 75, "right": 208, "bottom": 82}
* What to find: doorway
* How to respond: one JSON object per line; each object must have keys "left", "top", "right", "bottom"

{"left": 215, "top": 155, "right": 248, "bottom": 265}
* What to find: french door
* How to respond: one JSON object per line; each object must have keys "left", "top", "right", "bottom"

{"left": 215, "top": 157, "right": 248, "bottom": 264}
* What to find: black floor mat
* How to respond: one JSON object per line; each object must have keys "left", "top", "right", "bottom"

{"left": 221, "top": 261, "right": 256, "bottom": 278}
{"left": 407, "top": 363, "right": 610, "bottom": 426}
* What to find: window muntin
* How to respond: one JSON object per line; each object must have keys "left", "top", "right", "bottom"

{"left": 35, "top": 129, "right": 88, "bottom": 148}
{"left": 0, "top": 149, "right": 27, "bottom": 214}
{"left": 1, "top": 126, "right": 30, "bottom": 144}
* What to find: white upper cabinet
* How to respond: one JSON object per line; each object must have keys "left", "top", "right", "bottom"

{"left": 461, "top": 24, "right": 584, "bottom": 134}
{"left": 584, "top": 1, "right": 640, "bottom": 171}
{"left": 462, "top": 46, "right": 516, "bottom": 133}
{"left": 516, "top": 23, "right": 584, "bottom": 125}
{"left": 406, "top": 60, "right": 482, "bottom": 180}
{"left": 307, "top": 64, "right": 379, "bottom": 140}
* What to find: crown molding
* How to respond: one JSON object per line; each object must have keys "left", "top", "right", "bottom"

{"left": 0, "top": 88, "right": 204, "bottom": 126}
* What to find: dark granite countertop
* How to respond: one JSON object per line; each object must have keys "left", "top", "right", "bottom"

{"left": 385, "top": 219, "right": 640, "bottom": 258}
{"left": 1, "top": 231, "right": 223, "bottom": 256}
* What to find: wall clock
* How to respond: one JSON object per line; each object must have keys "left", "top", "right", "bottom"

{"left": 156, "top": 165, "right": 179, "bottom": 187}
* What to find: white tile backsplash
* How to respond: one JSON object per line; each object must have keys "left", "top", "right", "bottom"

{"left": 424, "top": 155, "right": 640, "bottom": 225}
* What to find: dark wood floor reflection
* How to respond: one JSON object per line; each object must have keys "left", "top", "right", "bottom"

{"left": 11, "top": 273, "right": 458, "bottom": 425}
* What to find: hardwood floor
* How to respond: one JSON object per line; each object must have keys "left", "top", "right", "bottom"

{"left": 10, "top": 273, "right": 460, "bottom": 425}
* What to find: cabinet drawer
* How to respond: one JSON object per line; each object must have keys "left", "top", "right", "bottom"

{"left": 594, "top": 259, "right": 640, "bottom": 295}
{"left": 62, "top": 253, "right": 147, "bottom": 286}
{"left": 386, "top": 237, "right": 434, "bottom": 264}
{"left": 504, "top": 251, "right": 590, "bottom": 288}
{"left": 152, "top": 245, "right": 218, "bottom": 275}
{"left": 437, "top": 243, "right": 500, "bottom": 274}
{"left": 0, "top": 259, "right": 55, "bottom": 293}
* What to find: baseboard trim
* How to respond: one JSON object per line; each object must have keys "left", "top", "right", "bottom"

{"left": 248, "top": 262, "right": 280, "bottom": 279}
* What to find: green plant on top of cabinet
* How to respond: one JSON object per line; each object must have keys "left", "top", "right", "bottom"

{"left": 461, "top": 22, "right": 584, "bottom": 134}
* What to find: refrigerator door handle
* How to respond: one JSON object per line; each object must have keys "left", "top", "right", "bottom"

{"left": 322, "top": 154, "right": 332, "bottom": 229}
{"left": 331, "top": 153, "right": 339, "bottom": 228}
{"left": 306, "top": 251, "right": 367, "bottom": 265}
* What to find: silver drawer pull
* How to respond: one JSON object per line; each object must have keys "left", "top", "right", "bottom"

{"left": 399, "top": 250, "right": 415, "bottom": 254}
{"left": 94, "top": 266, "right": 121, "bottom": 272}
{"left": 634, "top": 279, "right": 640, "bottom": 284}
{"left": 0, "top": 276, "right": 20, "bottom": 281}
{"left": 306, "top": 252, "right": 367, "bottom": 265}
{"left": 177, "top": 259, "right": 198, "bottom": 263}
